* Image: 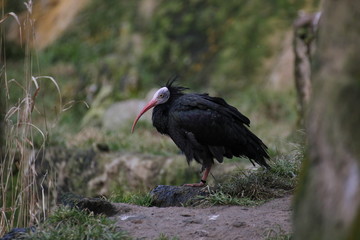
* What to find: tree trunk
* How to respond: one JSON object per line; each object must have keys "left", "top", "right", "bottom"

{"left": 293, "top": 0, "right": 360, "bottom": 239}
{"left": 0, "top": 26, "right": 5, "bottom": 159}
{"left": 293, "top": 11, "right": 320, "bottom": 121}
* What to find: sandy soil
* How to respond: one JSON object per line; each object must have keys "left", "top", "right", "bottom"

{"left": 112, "top": 195, "right": 292, "bottom": 240}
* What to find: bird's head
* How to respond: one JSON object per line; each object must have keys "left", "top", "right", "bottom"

{"left": 131, "top": 87, "right": 170, "bottom": 133}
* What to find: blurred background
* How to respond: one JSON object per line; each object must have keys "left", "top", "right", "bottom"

{"left": 1, "top": 0, "right": 319, "bottom": 203}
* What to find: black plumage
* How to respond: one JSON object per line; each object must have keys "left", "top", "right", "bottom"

{"left": 132, "top": 78, "right": 270, "bottom": 186}
{"left": 154, "top": 81, "right": 269, "bottom": 169}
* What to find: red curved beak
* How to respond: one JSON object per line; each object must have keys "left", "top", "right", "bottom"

{"left": 131, "top": 99, "right": 157, "bottom": 133}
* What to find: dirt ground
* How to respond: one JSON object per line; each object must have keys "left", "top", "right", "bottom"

{"left": 112, "top": 195, "right": 292, "bottom": 240}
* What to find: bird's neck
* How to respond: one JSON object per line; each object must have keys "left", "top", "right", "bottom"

{"left": 152, "top": 104, "right": 170, "bottom": 134}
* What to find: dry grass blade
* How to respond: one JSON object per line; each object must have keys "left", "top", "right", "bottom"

{"left": 0, "top": 2, "right": 60, "bottom": 235}
{"left": 18, "top": 122, "right": 46, "bottom": 146}
{"left": 30, "top": 77, "right": 40, "bottom": 112}
{"left": 24, "top": 0, "right": 33, "bottom": 14}
{"left": 31, "top": 76, "right": 40, "bottom": 89}
{"left": 0, "top": 12, "right": 22, "bottom": 46}
{"left": 8, "top": 78, "right": 27, "bottom": 93}
{"left": 0, "top": 12, "right": 21, "bottom": 25}
{"left": 5, "top": 96, "right": 33, "bottom": 123}
{"left": 62, "top": 100, "right": 89, "bottom": 112}
{"left": 32, "top": 76, "right": 62, "bottom": 111}
{"left": 5, "top": 106, "right": 20, "bottom": 121}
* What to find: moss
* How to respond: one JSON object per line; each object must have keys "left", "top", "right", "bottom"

{"left": 293, "top": 151, "right": 310, "bottom": 211}
{"left": 347, "top": 209, "right": 360, "bottom": 240}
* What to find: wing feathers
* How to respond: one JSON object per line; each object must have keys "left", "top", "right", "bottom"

{"left": 168, "top": 93, "right": 269, "bottom": 168}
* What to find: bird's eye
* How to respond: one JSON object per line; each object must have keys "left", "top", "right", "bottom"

{"left": 159, "top": 94, "right": 164, "bottom": 98}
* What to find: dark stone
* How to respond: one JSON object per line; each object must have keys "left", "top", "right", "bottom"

{"left": 183, "top": 218, "right": 204, "bottom": 224}
{"left": 59, "top": 192, "right": 118, "bottom": 216}
{"left": 150, "top": 185, "right": 210, "bottom": 207}
{"left": 95, "top": 143, "right": 110, "bottom": 152}
{"left": 58, "top": 191, "right": 84, "bottom": 208}
{"left": 125, "top": 215, "right": 147, "bottom": 221}
{"left": 195, "top": 230, "right": 209, "bottom": 237}
{"left": 0, "top": 227, "right": 36, "bottom": 240}
{"left": 232, "top": 221, "right": 247, "bottom": 228}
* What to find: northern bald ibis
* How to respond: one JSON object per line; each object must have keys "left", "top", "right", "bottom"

{"left": 132, "top": 78, "right": 270, "bottom": 187}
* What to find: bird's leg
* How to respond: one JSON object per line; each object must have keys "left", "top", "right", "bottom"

{"left": 184, "top": 165, "right": 212, "bottom": 187}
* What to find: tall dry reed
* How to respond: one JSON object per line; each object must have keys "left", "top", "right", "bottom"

{"left": 0, "top": 1, "right": 62, "bottom": 235}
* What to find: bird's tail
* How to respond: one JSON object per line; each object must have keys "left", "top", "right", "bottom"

{"left": 246, "top": 130, "right": 270, "bottom": 169}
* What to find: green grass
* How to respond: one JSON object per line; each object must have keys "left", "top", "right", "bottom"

{"left": 266, "top": 234, "right": 292, "bottom": 240}
{"left": 24, "top": 207, "right": 131, "bottom": 240}
{"left": 106, "top": 138, "right": 303, "bottom": 208}
{"left": 201, "top": 145, "right": 302, "bottom": 206}
{"left": 264, "top": 225, "right": 292, "bottom": 240}
{"left": 201, "top": 192, "right": 265, "bottom": 206}
{"left": 109, "top": 190, "right": 153, "bottom": 207}
{"left": 155, "top": 233, "right": 180, "bottom": 240}
{"left": 58, "top": 120, "right": 180, "bottom": 156}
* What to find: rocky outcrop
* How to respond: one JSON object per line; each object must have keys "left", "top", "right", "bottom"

{"left": 33, "top": 146, "right": 241, "bottom": 209}
{"left": 87, "top": 153, "right": 174, "bottom": 194}
{"left": 59, "top": 185, "right": 210, "bottom": 212}
{"left": 59, "top": 192, "right": 124, "bottom": 217}
{"left": 150, "top": 185, "right": 210, "bottom": 207}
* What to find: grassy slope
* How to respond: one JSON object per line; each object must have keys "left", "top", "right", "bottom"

{"left": 1, "top": 0, "right": 312, "bottom": 204}
{"left": 1, "top": 1, "right": 321, "bottom": 239}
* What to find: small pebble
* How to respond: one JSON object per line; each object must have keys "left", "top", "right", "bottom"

{"left": 232, "top": 221, "right": 247, "bottom": 228}
{"left": 183, "top": 218, "right": 203, "bottom": 224}
{"left": 195, "top": 230, "right": 209, "bottom": 237}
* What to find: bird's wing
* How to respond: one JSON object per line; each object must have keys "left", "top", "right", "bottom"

{"left": 168, "top": 94, "right": 269, "bottom": 167}
{"left": 200, "top": 94, "right": 250, "bottom": 126}
{"left": 169, "top": 94, "right": 251, "bottom": 147}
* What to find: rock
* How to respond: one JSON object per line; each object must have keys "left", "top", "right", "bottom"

{"left": 0, "top": 227, "right": 36, "bottom": 240}
{"left": 232, "top": 221, "right": 247, "bottom": 228}
{"left": 102, "top": 99, "right": 148, "bottom": 130}
{"left": 33, "top": 146, "right": 242, "bottom": 208}
{"left": 183, "top": 218, "right": 204, "bottom": 224}
{"left": 87, "top": 153, "right": 190, "bottom": 194}
{"left": 59, "top": 192, "right": 129, "bottom": 217}
{"left": 34, "top": 147, "right": 99, "bottom": 207}
{"left": 194, "top": 230, "right": 209, "bottom": 237}
{"left": 119, "top": 214, "right": 147, "bottom": 221}
{"left": 34, "top": 147, "right": 198, "bottom": 198}
{"left": 102, "top": 89, "right": 156, "bottom": 130}
{"left": 150, "top": 185, "right": 210, "bottom": 207}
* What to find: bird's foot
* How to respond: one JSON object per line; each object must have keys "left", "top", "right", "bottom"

{"left": 183, "top": 182, "right": 206, "bottom": 187}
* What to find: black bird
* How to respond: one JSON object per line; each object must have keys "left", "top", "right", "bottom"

{"left": 132, "top": 78, "right": 270, "bottom": 187}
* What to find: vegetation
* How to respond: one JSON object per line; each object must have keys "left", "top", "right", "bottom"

{"left": 0, "top": 3, "right": 56, "bottom": 236}
{"left": 109, "top": 191, "right": 153, "bottom": 207}
{"left": 155, "top": 233, "right": 179, "bottom": 240}
{"left": 1, "top": 0, "right": 320, "bottom": 238}
{"left": 24, "top": 207, "right": 130, "bottom": 240}
{"left": 265, "top": 227, "right": 292, "bottom": 240}
{"left": 202, "top": 192, "right": 265, "bottom": 207}
{"left": 141, "top": 0, "right": 304, "bottom": 89}
{"left": 202, "top": 145, "right": 302, "bottom": 206}
{"left": 4, "top": 0, "right": 318, "bottom": 132}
